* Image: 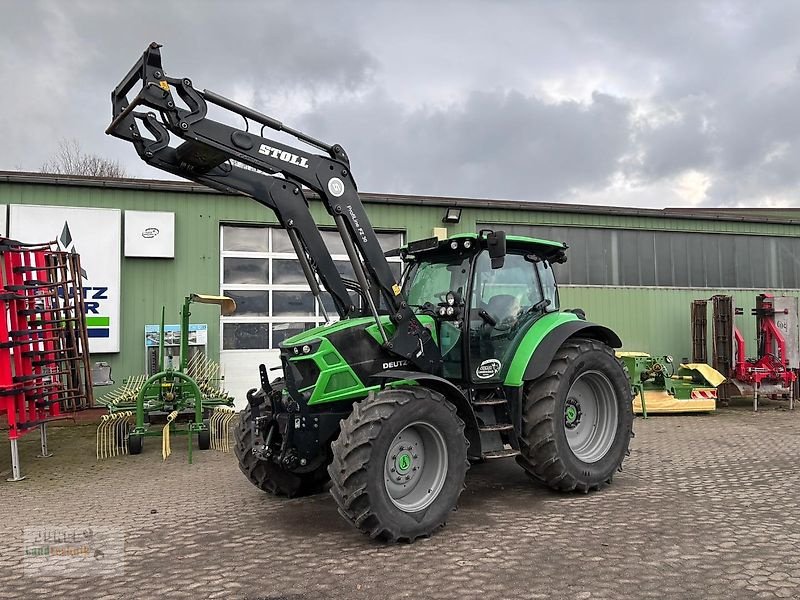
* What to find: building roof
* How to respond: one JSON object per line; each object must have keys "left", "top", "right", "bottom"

{"left": 1, "top": 170, "right": 798, "bottom": 225}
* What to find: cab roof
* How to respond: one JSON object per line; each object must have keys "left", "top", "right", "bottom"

{"left": 449, "top": 232, "right": 567, "bottom": 250}
{"left": 392, "top": 231, "right": 567, "bottom": 260}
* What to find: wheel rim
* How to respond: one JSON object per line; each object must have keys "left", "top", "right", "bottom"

{"left": 384, "top": 421, "right": 448, "bottom": 512}
{"left": 564, "top": 370, "right": 619, "bottom": 463}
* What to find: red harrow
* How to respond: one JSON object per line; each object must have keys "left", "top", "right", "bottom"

{"left": 0, "top": 238, "right": 93, "bottom": 480}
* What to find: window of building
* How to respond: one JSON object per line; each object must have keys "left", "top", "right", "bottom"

{"left": 221, "top": 225, "right": 404, "bottom": 350}
{"left": 484, "top": 223, "right": 800, "bottom": 289}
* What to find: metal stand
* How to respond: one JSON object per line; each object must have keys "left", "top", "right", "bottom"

{"left": 36, "top": 423, "right": 53, "bottom": 458}
{"left": 7, "top": 439, "right": 26, "bottom": 482}
{"left": 634, "top": 383, "right": 647, "bottom": 419}
{"left": 754, "top": 382, "right": 759, "bottom": 412}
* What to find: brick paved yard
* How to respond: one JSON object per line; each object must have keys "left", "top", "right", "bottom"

{"left": 0, "top": 404, "right": 798, "bottom": 600}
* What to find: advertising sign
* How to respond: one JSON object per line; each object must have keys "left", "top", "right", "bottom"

{"left": 773, "top": 296, "right": 799, "bottom": 369}
{"left": 144, "top": 324, "right": 208, "bottom": 374}
{"left": 124, "top": 210, "right": 175, "bottom": 258}
{"left": 144, "top": 324, "right": 208, "bottom": 347}
{"left": 9, "top": 204, "right": 122, "bottom": 352}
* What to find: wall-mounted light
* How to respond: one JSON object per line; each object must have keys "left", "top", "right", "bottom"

{"left": 442, "top": 207, "right": 462, "bottom": 224}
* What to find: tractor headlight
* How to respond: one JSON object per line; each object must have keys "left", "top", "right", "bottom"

{"left": 446, "top": 306, "right": 455, "bottom": 316}
{"left": 446, "top": 291, "right": 456, "bottom": 306}
{"left": 450, "top": 241, "right": 458, "bottom": 250}
{"left": 292, "top": 347, "right": 300, "bottom": 355}
{"left": 438, "top": 306, "right": 447, "bottom": 316}
{"left": 463, "top": 240, "right": 472, "bottom": 249}
{"left": 302, "top": 344, "right": 312, "bottom": 355}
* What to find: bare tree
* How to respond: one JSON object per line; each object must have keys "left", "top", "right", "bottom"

{"left": 41, "top": 139, "right": 127, "bottom": 178}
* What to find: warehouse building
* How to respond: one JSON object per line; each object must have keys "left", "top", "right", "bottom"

{"left": 2, "top": 170, "right": 799, "bottom": 404}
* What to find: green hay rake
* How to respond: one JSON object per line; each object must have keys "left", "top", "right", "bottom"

{"left": 96, "top": 294, "right": 238, "bottom": 462}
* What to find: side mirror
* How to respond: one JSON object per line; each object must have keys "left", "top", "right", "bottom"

{"left": 486, "top": 231, "right": 506, "bottom": 269}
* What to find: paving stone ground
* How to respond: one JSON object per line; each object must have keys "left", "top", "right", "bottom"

{"left": 0, "top": 402, "right": 798, "bottom": 599}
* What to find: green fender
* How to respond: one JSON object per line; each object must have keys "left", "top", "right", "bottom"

{"left": 504, "top": 312, "right": 622, "bottom": 387}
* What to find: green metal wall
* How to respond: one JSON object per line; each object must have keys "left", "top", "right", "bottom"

{"left": 3, "top": 178, "right": 800, "bottom": 394}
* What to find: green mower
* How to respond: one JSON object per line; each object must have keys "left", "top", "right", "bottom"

{"left": 107, "top": 43, "right": 634, "bottom": 541}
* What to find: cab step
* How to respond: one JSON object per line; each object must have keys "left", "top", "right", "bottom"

{"left": 482, "top": 449, "right": 521, "bottom": 459}
{"left": 479, "top": 423, "right": 514, "bottom": 432}
{"left": 471, "top": 398, "right": 507, "bottom": 406}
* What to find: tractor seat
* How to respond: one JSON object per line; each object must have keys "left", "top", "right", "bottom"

{"left": 486, "top": 294, "right": 520, "bottom": 326}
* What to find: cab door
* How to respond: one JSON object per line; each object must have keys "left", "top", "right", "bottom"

{"left": 467, "top": 251, "right": 547, "bottom": 383}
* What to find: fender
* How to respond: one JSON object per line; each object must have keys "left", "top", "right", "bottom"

{"left": 504, "top": 315, "right": 622, "bottom": 387}
{"left": 372, "top": 369, "right": 482, "bottom": 459}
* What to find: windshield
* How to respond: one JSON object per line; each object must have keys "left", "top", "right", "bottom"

{"left": 404, "top": 255, "right": 471, "bottom": 309}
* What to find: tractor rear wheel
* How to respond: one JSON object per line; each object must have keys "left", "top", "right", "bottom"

{"left": 516, "top": 338, "right": 633, "bottom": 492}
{"left": 328, "top": 387, "right": 469, "bottom": 543}
{"left": 234, "top": 405, "right": 329, "bottom": 498}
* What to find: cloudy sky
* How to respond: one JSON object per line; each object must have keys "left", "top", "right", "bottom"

{"left": 3, "top": 1, "right": 800, "bottom": 208}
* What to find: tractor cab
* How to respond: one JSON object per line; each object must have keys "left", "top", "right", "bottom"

{"left": 400, "top": 231, "right": 567, "bottom": 384}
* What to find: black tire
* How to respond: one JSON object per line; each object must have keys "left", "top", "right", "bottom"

{"left": 516, "top": 338, "right": 633, "bottom": 492}
{"left": 197, "top": 427, "right": 211, "bottom": 451}
{"left": 129, "top": 434, "right": 143, "bottom": 455}
{"left": 234, "top": 405, "right": 329, "bottom": 498}
{"left": 328, "top": 387, "right": 469, "bottom": 543}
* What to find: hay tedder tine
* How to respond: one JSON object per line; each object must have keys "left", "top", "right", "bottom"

{"left": 225, "top": 410, "right": 237, "bottom": 452}
{"left": 162, "top": 410, "right": 179, "bottom": 461}
{"left": 209, "top": 406, "right": 237, "bottom": 452}
{"left": 210, "top": 409, "right": 218, "bottom": 450}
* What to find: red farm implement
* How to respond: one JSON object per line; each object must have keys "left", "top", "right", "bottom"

{"left": 0, "top": 238, "right": 93, "bottom": 480}
{"left": 693, "top": 294, "right": 797, "bottom": 411}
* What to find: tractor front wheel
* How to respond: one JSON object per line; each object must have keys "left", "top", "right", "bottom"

{"left": 516, "top": 338, "right": 633, "bottom": 492}
{"left": 234, "top": 405, "right": 329, "bottom": 498}
{"left": 328, "top": 387, "right": 468, "bottom": 543}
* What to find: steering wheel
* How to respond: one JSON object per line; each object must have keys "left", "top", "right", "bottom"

{"left": 409, "top": 301, "right": 438, "bottom": 315}
{"left": 491, "top": 315, "right": 516, "bottom": 333}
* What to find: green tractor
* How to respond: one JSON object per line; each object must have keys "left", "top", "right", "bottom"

{"left": 108, "top": 43, "right": 633, "bottom": 542}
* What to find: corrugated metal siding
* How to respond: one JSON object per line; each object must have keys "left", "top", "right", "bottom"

{"left": 4, "top": 179, "right": 800, "bottom": 395}
{"left": 462, "top": 207, "right": 800, "bottom": 237}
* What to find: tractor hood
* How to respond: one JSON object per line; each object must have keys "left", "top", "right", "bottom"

{"left": 280, "top": 314, "right": 438, "bottom": 350}
{"left": 278, "top": 314, "right": 438, "bottom": 406}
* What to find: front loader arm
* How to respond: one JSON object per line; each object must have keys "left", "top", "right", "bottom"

{"left": 107, "top": 43, "right": 441, "bottom": 371}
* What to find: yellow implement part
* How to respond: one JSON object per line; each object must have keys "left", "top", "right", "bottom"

{"left": 633, "top": 390, "right": 715, "bottom": 414}
{"left": 162, "top": 410, "right": 179, "bottom": 461}
{"left": 616, "top": 351, "right": 651, "bottom": 358}
{"left": 96, "top": 374, "right": 146, "bottom": 408}
{"left": 210, "top": 406, "right": 237, "bottom": 452}
{"left": 190, "top": 293, "right": 237, "bottom": 316}
{"left": 95, "top": 411, "right": 133, "bottom": 460}
{"left": 680, "top": 363, "right": 726, "bottom": 388}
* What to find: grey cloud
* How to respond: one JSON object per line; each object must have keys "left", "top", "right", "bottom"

{"left": 631, "top": 100, "right": 715, "bottom": 180}
{"left": 301, "top": 89, "right": 633, "bottom": 200}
